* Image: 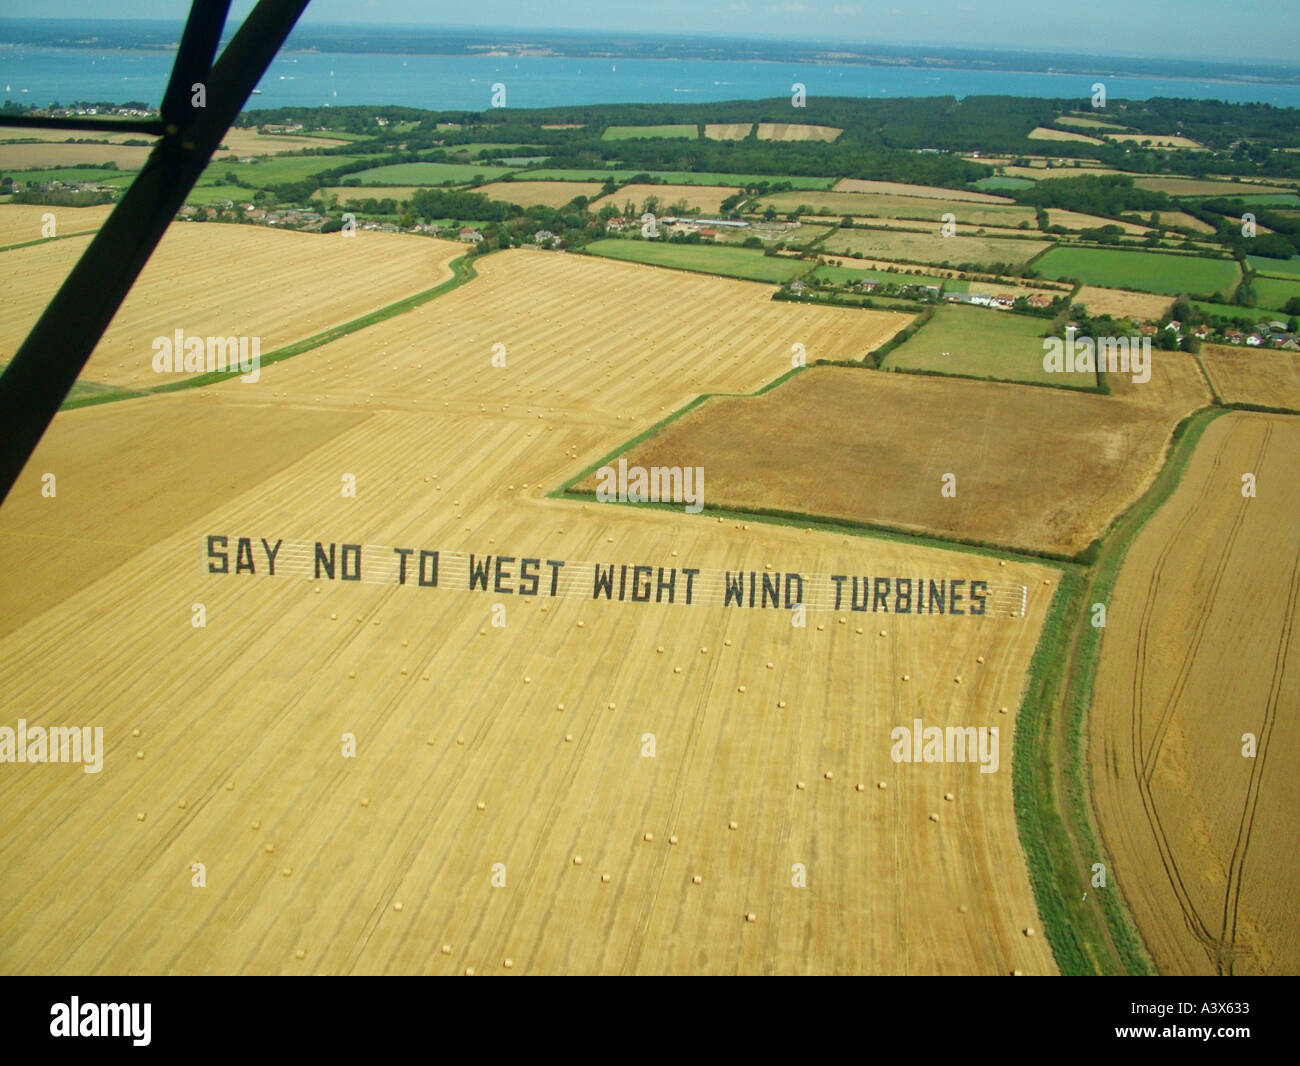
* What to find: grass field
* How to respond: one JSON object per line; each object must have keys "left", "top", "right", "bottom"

{"left": 1199, "top": 343, "right": 1300, "bottom": 409}
{"left": 1090, "top": 412, "right": 1300, "bottom": 975}
{"left": 1252, "top": 275, "right": 1300, "bottom": 312}
{"left": 973, "top": 177, "right": 1036, "bottom": 192}
{"left": 601, "top": 124, "right": 698, "bottom": 140}
{"left": 584, "top": 238, "right": 812, "bottom": 283}
{"left": 882, "top": 304, "right": 1095, "bottom": 389}
{"left": 1, "top": 166, "right": 126, "bottom": 185}
{"left": 1034, "top": 247, "right": 1241, "bottom": 296}
{"left": 592, "top": 350, "right": 1208, "bottom": 558}
{"left": 0, "top": 249, "right": 1055, "bottom": 975}
{"left": 821, "top": 228, "right": 1049, "bottom": 269}
{"left": 1248, "top": 255, "right": 1300, "bottom": 278}
{"left": 348, "top": 162, "right": 516, "bottom": 185}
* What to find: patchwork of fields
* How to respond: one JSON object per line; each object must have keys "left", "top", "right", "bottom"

{"left": 0, "top": 246, "right": 1054, "bottom": 976}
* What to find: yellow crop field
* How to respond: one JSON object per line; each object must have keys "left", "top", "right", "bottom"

{"left": 704, "top": 123, "right": 753, "bottom": 140}
{"left": 1028, "top": 127, "right": 1104, "bottom": 145}
{"left": 0, "top": 203, "right": 115, "bottom": 246}
{"left": 1074, "top": 286, "right": 1173, "bottom": 321}
{"left": 1090, "top": 412, "right": 1300, "bottom": 975}
{"left": 0, "top": 249, "right": 1055, "bottom": 975}
{"left": 0, "top": 223, "right": 462, "bottom": 389}
{"left": 475, "top": 181, "right": 605, "bottom": 208}
{"left": 1199, "top": 344, "right": 1300, "bottom": 410}
{"left": 592, "top": 184, "right": 739, "bottom": 215}
{"left": 0, "top": 141, "right": 151, "bottom": 171}
{"left": 756, "top": 123, "right": 841, "bottom": 141}
{"left": 833, "top": 179, "right": 1013, "bottom": 203}
{"left": 821, "top": 227, "right": 1049, "bottom": 268}
{"left": 764, "top": 190, "right": 1036, "bottom": 229}
{"left": 1047, "top": 210, "right": 1151, "bottom": 235}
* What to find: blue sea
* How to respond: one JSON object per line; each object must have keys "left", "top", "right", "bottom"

{"left": 4, "top": 45, "right": 1300, "bottom": 112}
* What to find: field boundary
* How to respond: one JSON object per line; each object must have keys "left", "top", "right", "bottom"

{"left": 1019, "top": 404, "right": 1228, "bottom": 975}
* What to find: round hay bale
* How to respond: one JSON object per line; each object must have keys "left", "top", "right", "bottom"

{"left": 668, "top": 835, "right": 678, "bottom": 845}
{"left": 177, "top": 800, "right": 188, "bottom": 809}
{"left": 728, "top": 821, "right": 738, "bottom": 831}
{"left": 564, "top": 734, "right": 573, "bottom": 743}
{"left": 855, "top": 783, "right": 865, "bottom": 792}
{"left": 745, "top": 913, "right": 757, "bottom": 923}
{"left": 251, "top": 820, "right": 261, "bottom": 830}
{"left": 877, "top": 781, "right": 887, "bottom": 790}
{"left": 476, "top": 801, "right": 486, "bottom": 811}
{"left": 441, "top": 944, "right": 452, "bottom": 955}
{"left": 295, "top": 949, "right": 306, "bottom": 960}
{"left": 136, "top": 812, "right": 146, "bottom": 822}
{"left": 797, "top": 781, "right": 806, "bottom": 790}
{"left": 1024, "top": 927, "right": 1035, "bottom": 937}
{"left": 929, "top": 813, "right": 939, "bottom": 822}
{"left": 573, "top": 856, "right": 583, "bottom": 865}
{"left": 600, "top": 873, "right": 611, "bottom": 883}
{"left": 824, "top": 771, "right": 833, "bottom": 781}
{"left": 692, "top": 875, "right": 702, "bottom": 884}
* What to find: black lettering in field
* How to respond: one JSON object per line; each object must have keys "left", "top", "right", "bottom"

{"left": 207, "top": 535, "right": 228, "bottom": 574}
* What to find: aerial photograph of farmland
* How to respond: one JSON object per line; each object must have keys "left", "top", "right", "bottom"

{"left": 0, "top": 0, "right": 1296, "bottom": 1026}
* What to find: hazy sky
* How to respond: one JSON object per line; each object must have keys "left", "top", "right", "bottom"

{"left": 4, "top": 1, "right": 1297, "bottom": 64}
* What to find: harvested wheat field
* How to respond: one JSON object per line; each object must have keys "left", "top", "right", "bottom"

{"left": 0, "top": 141, "right": 151, "bottom": 170}
{"left": 0, "top": 249, "right": 1055, "bottom": 976}
{"left": 474, "top": 181, "right": 604, "bottom": 208}
{"left": 1103, "top": 133, "right": 1204, "bottom": 149}
{"left": 0, "top": 224, "right": 462, "bottom": 389}
{"left": 1199, "top": 344, "right": 1300, "bottom": 410}
{"left": 216, "top": 128, "right": 351, "bottom": 155}
{"left": 591, "top": 184, "right": 739, "bottom": 215}
{"left": 1074, "top": 286, "right": 1173, "bottom": 321}
{"left": 832, "top": 180, "right": 1013, "bottom": 204}
{"left": 0, "top": 203, "right": 115, "bottom": 246}
{"left": 764, "top": 191, "right": 1036, "bottom": 230}
{"left": 591, "top": 353, "right": 1210, "bottom": 558}
{"left": 1090, "top": 411, "right": 1300, "bottom": 975}
{"left": 1047, "top": 210, "right": 1151, "bottom": 236}
{"left": 1028, "top": 126, "right": 1104, "bottom": 145}
{"left": 821, "top": 228, "right": 1049, "bottom": 269}
{"left": 756, "top": 123, "right": 841, "bottom": 142}
{"left": 704, "top": 123, "right": 753, "bottom": 140}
